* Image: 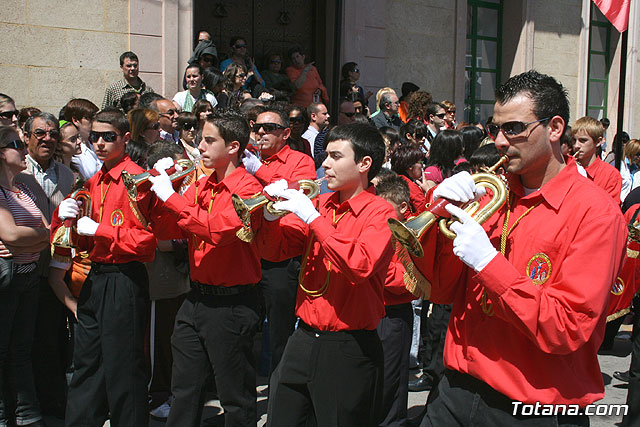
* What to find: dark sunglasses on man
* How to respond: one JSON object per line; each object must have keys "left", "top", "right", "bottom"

{"left": 288, "top": 116, "right": 305, "bottom": 124}
{"left": 1, "top": 139, "right": 25, "bottom": 150}
{"left": 434, "top": 113, "right": 446, "bottom": 119}
{"left": 485, "top": 117, "right": 550, "bottom": 140}
{"left": 252, "top": 122, "right": 287, "bottom": 133}
{"left": 31, "top": 128, "right": 60, "bottom": 140}
{"left": 88, "top": 130, "right": 120, "bottom": 143}
{"left": 0, "top": 110, "right": 19, "bottom": 120}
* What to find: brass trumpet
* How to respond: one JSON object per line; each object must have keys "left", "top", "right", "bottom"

{"left": 232, "top": 178, "right": 323, "bottom": 242}
{"left": 388, "top": 156, "right": 509, "bottom": 257}
{"left": 122, "top": 158, "right": 196, "bottom": 201}
{"left": 52, "top": 189, "right": 93, "bottom": 249}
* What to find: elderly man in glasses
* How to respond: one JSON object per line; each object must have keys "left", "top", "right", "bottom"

{"left": 371, "top": 90, "right": 402, "bottom": 131}
{"left": 242, "top": 107, "right": 316, "bottom": 377}
{"left": 149, "top": 97, "right": 181, "bottom": 143}
{"left": 411, "top": 70, "right": 627, "bottom": 426}
{"left": 13, "top": 112, "right": 75, "bottom": 419}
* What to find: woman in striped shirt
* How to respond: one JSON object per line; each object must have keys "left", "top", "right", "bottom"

{"left": 0, "top": 125, "right": 50, "bottom": 427}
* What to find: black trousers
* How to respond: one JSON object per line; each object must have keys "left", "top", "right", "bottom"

{"left": 377, "top": 303, "right": 413, "bottom": 427}
{"left": 623, "top": 307, "right": 640, "bottom": 427}
{"left": 267, "top": 323, "right": 384, "bottom": 427}
{"left": 422, "top": 303, "right": 451, "bottom": 383}
{"left": 32, "top": 276, "right": 69, "bottom": 417}
{"left": 259, "top": 258, "right": 299, "bottom": 376}
{"left": 65, "top": 262, "right": 150, "bottom": 427}
{"left": 166, "top": 286, "right": 260, "bottom": 427}
{"left": 420, "top": 370, "right": 589, "bottom": 427}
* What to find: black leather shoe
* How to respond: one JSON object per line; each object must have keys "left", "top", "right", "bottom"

{"left": 613, "top": 370, "right": 631, "bottom": 383}
{"left": 408, "top": 373, "right": 433, "bottom": 392}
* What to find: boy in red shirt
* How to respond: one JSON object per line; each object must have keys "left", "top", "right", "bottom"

{"left": 147, "top": 111, "right": 263, "bottom": 427}
{"left": 572, "top": 116, "right": 622, "bottom": 204}
{"left": 258, "top": 123, "right": 395, "bottom": 426}
{"left": 53, "top": 109, "right": 162, "bottom": 426}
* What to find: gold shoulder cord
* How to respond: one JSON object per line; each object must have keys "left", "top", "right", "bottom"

{"left": 298, "top": 208, "right": 349, "bottom": 298}
{"left": 481, "top": 194, "right": 541, "bottom": 316}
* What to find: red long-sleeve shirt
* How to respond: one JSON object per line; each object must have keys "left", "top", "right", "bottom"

{"left": 258, "top": 187, "right": 395, "bottom": 331}
{"left": 254, "top": 144, "right": 316, "bottom": 186}
{"left": 51, "top": 155, "right": 161, "bottom": 264}
{"left": 585, "top": 157, "right": 622, "bottom": 205}
{"left": 413, "top": 164, "right": 627, "bottom": 406}
{"left": 155, "top": 167, "right": 263, "bottom": 287}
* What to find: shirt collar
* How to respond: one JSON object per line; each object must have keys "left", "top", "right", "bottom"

{"left": 584, "top": 157, "right": 602, "bottom": 179}
{"left": 264, "top": 144, "right": 291, "bottom": 164}
{"left": 507, "top": 163, "right": 575, "bottom": 210}
{"left": 119, "top": 78, "right": 145, "bottom": 91}
{"left": 199, "top": 165, "right": 246, "bottom": 193}
{"left": 26, "top": 154, "right": 54, "bottom": 174}
{"left": 323, "top": 185, "right": 377, "bottom": 216}
{"left": 98, "top": 154, "right": 134, "bottom": 183}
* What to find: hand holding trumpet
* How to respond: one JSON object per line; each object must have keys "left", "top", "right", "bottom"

{"left": 264, "top": 179, "right": 320, "bottom": 224}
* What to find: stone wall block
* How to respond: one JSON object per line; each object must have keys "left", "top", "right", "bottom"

{"left": 138, "top": 72, "right": 163, "bottom": 95}
{"left": 0, "top": 65, "right": 29, "bottom": 106}
{"left": 28, "top": 0, "right": 104, "bottom": 31}
{"left": 28, "top": 67, "right": 106, "bottom": 112}
{"left": 130, "top": 0, "right": 162, "bottom": 36}
{"left": 0, "top": 24, "right": 67, "bottom": 67}
{"left": 364, "top": 27, "right": 386, "bottom": 58}
{"left": 67, "top": 30, "right": 128, "bottom": 70}
{"left": 104, "top": 0, "right": 130, "bottom": 33}
{"left": 130, "top": 34, "right": 163, "bottom": 73}
{"left": 0, "top": 0, "right": 27, "bottom": 25}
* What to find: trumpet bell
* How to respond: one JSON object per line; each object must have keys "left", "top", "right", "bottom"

{"left": 52, "top": 189, "right": 93, "bottom": 250}
{"left": 388, "top": 212, "right": 438, "bottom": 258}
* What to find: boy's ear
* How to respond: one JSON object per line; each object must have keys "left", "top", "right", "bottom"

{"left": 358, "top": 155, "right": 372, "bottom": 175}
{"left": 122, "top": 131, "right": 131, "bottom": 145}
{"left": 399, "top": 201, "right": 409, "bottom": 215}
{"left": 595, "top": 136, "right": 604, "bottom": 148}
{"left": 227, "top": 139, "right": 240, "bottom": 155}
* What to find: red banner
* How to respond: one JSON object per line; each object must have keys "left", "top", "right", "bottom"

{"left": 593, "top": 0, "right": 630, "bottom": 32}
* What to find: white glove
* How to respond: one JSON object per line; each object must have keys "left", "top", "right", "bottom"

{"left": 263, "top": 179, "right": 289, "bottom": 198}
{"left": 77, "top": 216, "right": 99, "bottom": 236}
{"left": 445, "top": 204, "right": 498, "bottom": 272}
{"left": 272, "top": 188, "right": 320, "bottom": 224}
{"left": 242, "top": 149, "right": 263, "bottom": 175}
{"left": 58, "top": 198, "right": 80, "bottom": 220}
{"left": 153, "top": 157, "right": 182, "bottom": 173}
{"left": 433, "top": 171, "right": 485, "bottom": 203}
{"left": 149, "top": 169, "right": 175, "bottom": 202}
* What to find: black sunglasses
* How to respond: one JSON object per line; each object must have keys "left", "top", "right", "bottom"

{"left": 353, "top": 68, "right": 360, "bottom": 73}
{"left": 1, "top": 139, "right": 25, "bottom": 150}
{"left": 485, "top": 117, "right": 550, "bottom": 140}
{"left": 341, "top": 111, "right": 355, "bottom": 117}
{"left": 0, "top": 110, "right": 19, "bottom": 120}
{"left": 89, "top": 130, "right": 120, "bottom": 143}
{"left": 181, "top": 124, "right": 196, "bottom": 131}
{"left": 31, "top": 128, "right": 60, "bottom": 139}
{"left": 234, "top": 44, "right": 247, "bottom": 49}
{"left": 288, "top": 116, "right": 305, "bottom": 123}
{"left": 434, "top": 113, "right": 446, "bottom": 119}
{"left": 160, "top": 109, "right": 178, "bottom": 117}
{"left": 146, "top": 123, "right": 161, "bottom": 131}
{"left": 252, "top": 122, "right": 287, "bottom": 133}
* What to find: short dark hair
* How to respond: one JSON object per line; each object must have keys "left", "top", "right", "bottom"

{"left": 186, "top": 62, "right": 203, "bottom": 75}
{"left": 375, "top": 174, "right": 411, "bottom": 208}
{"left": 469, "top": 143, "right": 500, "bottom": 171}
{"left": 177, "top": 112, "right": 197, "bottom": 131}
{"left": 139, "top": 92, "right": 164, "bottom": 110}
{"left": 94, "top": 108, "right": 129, "bottom": 135}
{"left": 25, "top": 112, "right": 59, "bottom": 135}
{"left": 341, "top": 62, "right": 358, "bottom": 80}
{"left": 18, "top": 107, "right": 41, "bottom": 130}
{"left": 426, "top": 102, "right": 444, "bottom": 118}
{"left": 495, "top": 70, "right": 569, "bottom": 128}
{"left": 426, "top": 130, "right": 463, "bottom": 178}
{"left": 146, "top": 140, "right": 185, "bottom": 168}
{"left": 325, "top": 123, "right": 386, "bottom": 181}
{"left": 119, "top": 51, "right": 139, "bottom": 66}
{"left": 205, "top": 110, "right": 251, "bottom": 152}
{"left": 400, "top": 119, "right": 428, "bottom": 144}
{"left": 229, "top": 36, "right": 246, "bottom": 48}
{"left": 287, "top": 45, "right": 304, "bottom": 60}
{"left": 391, "top": 144, "right": 424, "bottom": 179}
{"left": 120, "top": 92, "right": 139, "bottom": 114}
{"left": 258, "top": 107, "right": 289, "bottom": 128}
{"left": 203, "top": 68, "right": 224, "bottom": 92}
{"left": 460, "top": 125, "right": 485, "bottom": 158}
{"left": 64, "top": 98, "right": 99, "bottom": 122}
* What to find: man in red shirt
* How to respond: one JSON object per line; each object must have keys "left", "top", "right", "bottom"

{"left": 147, "top": 111, "right": 263, "bottom": 426}
{"left": 242, "top": 107, "right": 316, "bottom": 377}
{"left": 413, "top": 71, "right": 627, "bottom": 425}
{"left": 53, "top": 109, "right": 163, "bottom": 427}
{"left": 258, "top": 123, "right": 395, "bottom": 426}
{"left": 572, "top": 115, "right": 622, "bottom": 204}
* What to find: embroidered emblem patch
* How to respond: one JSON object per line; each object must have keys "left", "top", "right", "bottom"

{"left": 110, "top": 209, "right": 124, "bottom": 226}
{"left": 611, "top": 277, "right": 624, "bottom": 296}
{"left": 526, "top": 253, "right": 552, "bottom": 286}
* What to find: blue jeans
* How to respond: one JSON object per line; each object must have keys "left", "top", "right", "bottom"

{"left": 0, "top": 269, "right": 43, "bottom": 426}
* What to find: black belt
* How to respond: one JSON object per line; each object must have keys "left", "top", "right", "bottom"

{"left": 298, "top": 320, "right": 376, "bottom": 338}
{"left": 192, "top": 281, "right": 253, "bottom": 296}
{"left": 91, "top": 261, "right": 142, "bottom": 273}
